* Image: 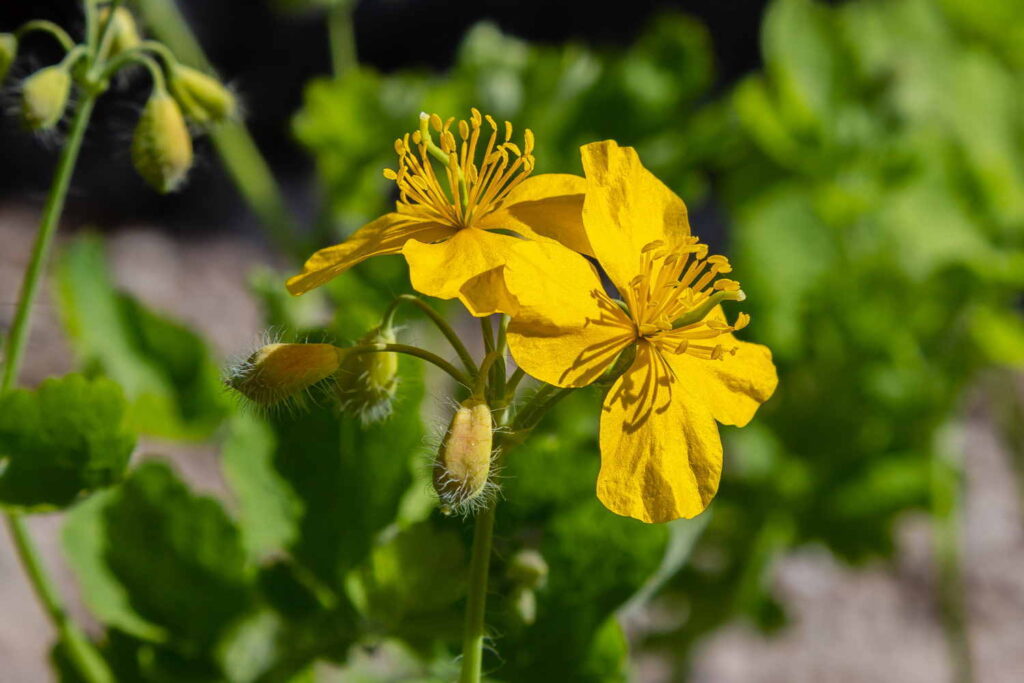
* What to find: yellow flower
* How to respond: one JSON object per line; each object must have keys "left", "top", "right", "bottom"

{"left": 287, "top": 109, "right": 588, "bottom": 315}
{"left": 496, "top": 140, "right": 778, "bottom": 523}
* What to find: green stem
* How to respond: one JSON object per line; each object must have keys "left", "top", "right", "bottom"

{"left": 480, "top": 316, "right": 495, "bottom": 354}
{"left": 5, "top": 517, "right": 113, "bottom": 683}
{"left": 0, "top": 94, "right": 113, "bottom": 683}
{"left": 513, "top": 383, "right": 573, "bottom": 432}
{"left": 326, "top": 3, "right": 356, "bottom": 78}
{"left": 3, "top": 95, "right": 94, "bottom": 389}
{"left": 503, "top": 367, "right": 526, "bottom": 401}
{"left": 134, "top": 0, "right": 298, "bottom": 259}
{"left": 15, "top": 20, "right": 75, "bottom": 52}
{"left": 344, "top": 342, "right": 472, "bottom": 389}
{"left": 381, "top": 295, "right": 477, "bottom": 376}
{"left": 473, "top": 351, "right": 502, "bottom": 399}
{"left": 459, "top": 495, "right": 497, "bottom": 683}
{"left": 92, "top": 0, "right": 124, "bottom": 68}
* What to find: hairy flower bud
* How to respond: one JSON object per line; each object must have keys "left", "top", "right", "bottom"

{"left": 170, "top": 65, "right": 236, "bottom": 124}
{"left": 22, "top": 66, "right": 70, "bottom": 130}
{"left": 132, "top": 89, "right": 193, "bottom": 193}
{"left": 227, "top": 343, "right": 342, "bottom": 407}
{"left": 99, "top": 7, "right": 142, "bottom": 57}
{"left": 433, "top": 400, "right": 494, "bottom": 515}
{"left": 335, "top": 326, "right": 398, "bottom": 424}
{"left": 0, "top": 34, "right": 17, "bottom": 84}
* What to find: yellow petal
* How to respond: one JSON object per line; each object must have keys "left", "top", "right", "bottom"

{"left": 580, "top": 140, "right": 692, "bottom": 293}
{"left": 402, "top": 228, "right": 527, "bottom": 317}
{"left": 476, "top": 173, "right": 593, "bottom": 256}
{"left": 287, "top": 214, "right": 454, "bottom": 295}
{"left": 656, "top": 307, "right": 778, "bottom": 426}
{"left": 501, "top": 243, "right": 635, "bottom": 387}
{"left": 598, "top": 341, "right": 722, "bottom": 523}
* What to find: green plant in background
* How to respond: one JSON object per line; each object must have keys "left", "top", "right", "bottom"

{"left": 0, "top": 3, "right": 234, "bottom": 682}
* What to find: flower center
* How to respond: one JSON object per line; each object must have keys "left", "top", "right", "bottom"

{"left": 383, "top": 109, "right": 535, "bottom": 230}
{"left": 628, "top": 238, "right": 750, "bottom": 361}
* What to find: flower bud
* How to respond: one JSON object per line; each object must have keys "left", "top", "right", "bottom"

{"left": 227, "top": 343, "right": 343, "bottom": 407}
{"left": 170, "top": 65, "right": 236, "bottom": 124}
{"left": 22, "top": 66, "right": 70, "bottom": 130}
{"left": 433, "top": 400, "right": 493, "bottom": 515}
{"left": 511, "top": 586, "right": 536, "bottom": 626}
{"left": 506, "top": 549, "right": 548, "bottom": 590}
{"left": 99, "top": 7, "right": 142, "bottom": 57}
{"left": 132, "top": 89, "right": 193, "bottom": 193}
{"left": 0, "top": 34, "right": 17, "bottom": 84}
{"left": 335, "top": 326, "right": 398, "bottom": 424}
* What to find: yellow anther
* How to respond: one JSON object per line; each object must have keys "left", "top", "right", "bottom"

{"left": 714, "top": 279, "right": 741, "bottom": 291}
{"left": 524, "top": 129, "right": 535, "bottom": 155}
{"left": 429, "top": 113, "right": 442, "bottom": 132}
{"left": 641, "top": 240, "right": 666, "bottom": 253}
{"left": 459, "top": 119, "right": 469, "bottom": 140}
{"left": 382, "top": 168, "right": 397, "bottom": 180}
{"left": 734, "top": 312, "right": 750, "bottom": 330}
{"left": 504, "top": 120, "right": 513, "bottom": 140}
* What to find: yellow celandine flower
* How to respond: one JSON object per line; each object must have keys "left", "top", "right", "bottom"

{"left": 286, "top": 109, "right": 588, "bottom": 314}
{"left": 492, "top": 140, "right": 779, "bottom": 523}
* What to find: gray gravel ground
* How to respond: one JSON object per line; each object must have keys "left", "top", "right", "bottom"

{"left": 2, "top": 210, "right": 1023, "bottom": 683}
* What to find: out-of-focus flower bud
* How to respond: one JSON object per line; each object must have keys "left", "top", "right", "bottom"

{"left": 227, "top": 342, "right": 343, "bottom": 407}
{"left": 170, "top": 65, "right": 236, "bottom": 124}
{"left": 99, "top": 7, "right": 142, "bottom": 57}
{"left": 335, "top": 326, "right": 398, "bottom": 424}
{"left": 22, "top": 65, "right": 70, "bottom": 130}
{"left": 433, "top": 399, "right": 493, "bottom": 515}
{"left": 132, "top": 89, "right": 193, "bottom": 193}
{"left": 506, "top": 549, "right": 548, "bottom": 590}
{"left": 0, "top": 34, "right": 17, "bottom": 84}
{"left": 511, "top": 586, "right": 536, "bottom": 626}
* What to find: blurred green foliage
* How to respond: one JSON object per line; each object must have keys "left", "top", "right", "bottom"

{"left": 4, "top": 0, "right": 1017, "bottom": 680}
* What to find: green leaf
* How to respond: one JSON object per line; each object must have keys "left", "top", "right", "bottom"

{"left": 56, "top": 235, "right": 230, "bottom": 440}
{"left": 86, "top": 460, "right": 252, "bottom": 646}
{"left": 221, "top": 413, "right": 303, "bottom": 560}
{"left": 0, "top": 374, "right": 135, "bottom": 510}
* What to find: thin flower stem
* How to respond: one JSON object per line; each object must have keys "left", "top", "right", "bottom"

{"left": 326, "top": 2, "right": 356, "bottom": 79}
{"left": 459, "top": 483, "right": 497, "bottom": 683}
{"left": 473, "top": 351, "right": 502, "bottom": 399}
{"left": 15, "top": 20, "right": 76, "bottom": 52}
{"left": 92, "top": 0, "right": 124, "bottom": 68}
{"left": 512, "top": 383, "right": 574, "bottom": 432}
{"left": 503, "top": 367, "right": 526, "bottom": 401}
{"left": 344, "top": 343, "right": 472, "bottom": 389}
{"left": 0, "top": 93, "right": 114, "bottom": 683}
{"left": 381, "top": 295, "right": 477, "bottom": 377}
{"left": 480, "top": 316, "right": 495, "bottom": 354}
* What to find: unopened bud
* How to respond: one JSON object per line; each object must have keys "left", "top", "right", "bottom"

{"left": 335, "top": 326, "right": 398, "bottom": 424}
{"left": 0, "top": 34, "right": 17, "bottom": 84}
{"left": 511, "top": 587, "right": 536, "bottom": 625}
{"left": 433, "top": 400, "right": 493, "bottom": 515}
{"left": 22, "top": 66, "right": 70, "bottom": 130}
{"left": 99, "top": 7, "right": 142, "bottom": 57}
{"left": 227, "top": 343, "right": 342, "bottom": 407}
{"left": 506, "top": 549, "right": 548, "bottom": 590}
{"left": 132, "top": 89, "right": 193, "bottom": 193}
{"left": 170, "top": 65, "right": 236, "bottom": 124}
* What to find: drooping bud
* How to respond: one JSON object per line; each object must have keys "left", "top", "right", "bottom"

{"left": 511, "top": 587, "right": 536, "bottom": 626}
{"left": 433, "top": 400, "right": 494, "bottom": 515}
{"left": 227, "top": 343, "right": 343, "bottom": 407}
{"left": 0, "top": 34, "right": 17, "bottom": 84}
{"left": 169, "top": 65, "right": 236, "bottom": 124}
{"left": 132, "top": 89, "right": 193, "bottom": 193}
{"left": 22, "top": 65, "right": 71, "bottom": 130}
{"left": 99, "top": 7, "right": 142, "bottom": 57}
{"left": 335, "top": 326, "right": 398, "bottom": 424}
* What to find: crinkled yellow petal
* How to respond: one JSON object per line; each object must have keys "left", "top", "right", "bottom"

{"left": 598, "top": 341, "right": 722, "bottom": 523}
{"left": 476, "top": 173, "right": 593, "bottom": 257}
{"left": 287, "top": 214, "right": 454, "bottom": 295}
{"left": 500, "top": 243, "right": 634, "bottom": 387}
{"left": 655, "top": 307, "right": 778, "bottom": 427}
{"left": 580, "top": 140, "right": 691, "bottom": 294}
{"left": 402, "top": 227, "right": 526, "bottom": 317}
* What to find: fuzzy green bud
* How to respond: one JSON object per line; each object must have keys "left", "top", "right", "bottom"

{"left": 433, "top": 399, "right": 494, "bottom": 515}
{"left": 227, "top": 343, "right": 343, "bottom": 406}
{"left": 511, "top": 587, "right": 536, "bottom": 625}
{"left": 0, "top": 34, "right": 17, "bottom": 84}
{"left": 99, "top": 7, "right": 142, "bottom": 57}
{"left": 22, "top": 65, "right": 70, "bottom": 130}
{"left": 170, "top": 65, "right": 236, "bottom": 124}
{"left": 132, "top": 89, "right": 193, "bottom": 193}
{"left": 335, "top": 326, "right": 398, "bottom": 424}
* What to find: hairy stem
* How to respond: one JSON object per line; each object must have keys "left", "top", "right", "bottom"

{"left": 1, "top": 94, "right": 113, "bottom": 683}
{"left": 381, "top": 295, "right": 477, "bottom": 377}
{"left": 344, "top": 342, "right": 472, "bottom": 389}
